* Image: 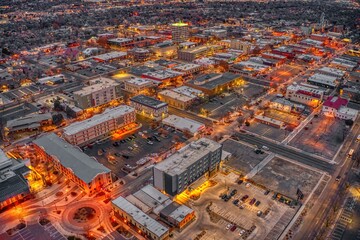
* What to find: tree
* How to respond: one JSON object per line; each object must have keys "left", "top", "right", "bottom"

{"left": 345, "top": 119, "right": 354, "bottom": 126}
{"left": 52, "top": 113, "right": 64, "bottom": 125}
{"left": 53, "top": 99, "right": 62, "bottom": 111}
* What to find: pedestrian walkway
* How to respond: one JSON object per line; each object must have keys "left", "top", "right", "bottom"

{"left": 245, "top": 153, "right": 275, "bottom": 178}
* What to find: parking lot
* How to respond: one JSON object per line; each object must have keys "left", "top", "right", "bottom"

{"left": 84, "top": 117, "right": 188, "bottom": 178}
{"left": 243, "top": 121, "right": 290, "bottom": 142}
{"left": 222, "top": 139, "right": 268, "bottom": 174}
{"left": 0, "top": 223, "right": 66, "bottom": 240}
{"left": 289, "top": 115, "right": 347, "bottom": 159}
{"left": 266, "top": 64, "right": 304, "bottom": 83}
{"left": 250, "top": 157, "right": 323, "bottom": 199}
{"left": 178, "top": 173, "right": 293, "bottom": 240}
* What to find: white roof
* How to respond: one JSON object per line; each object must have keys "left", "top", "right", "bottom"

{"left": 338, "top": 106, "right": 358, "bottom": 116}
{"left": 159, "top": 90, "right": 194, "bottom": 102}
{"left": 143, "top": 70, "right": 182, "bottom": 80}
{"left": 108, "top": 38, "right": 133, "bottom": 44}
{"left": 318, "top": 67, "right": 346, "bottom": 78}
{"left": 162, "top": 115, "right": 205, "bottom": 135}
{"left": 74, "top": 78, "right": 119, "bottom": 96}
{"left": 172, "top": 86, "right": 203, "bottom": 98}
{"left": 93, "top": 51, "right": 127, "bottom": 61}
{"left": 255, "top": 115, "right": 284, "bottom": 126}
{"left": 126, "top": 77, "right": 153, "bottom": 86}
{"left": 154, "top": 138, "right": 221, "bottom": 176}
{"left": 38, "top": 74, "right": 65, "bottom": 84}
{"left": 112, "top": 197, "right": 169, "bottom": 238}
{"left": 63, "top": 105, "right": 135, "bottom": 135}
{"left": 173, "top": 63, "right": 201, "bottom": 72}
{"left": 308, "top": 73, "right": 338, "bottom": 87}
{"left": 169, "top": 204, "right": 194, "bottom": 223}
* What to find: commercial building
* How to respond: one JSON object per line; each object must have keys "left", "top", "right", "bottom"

{"left": 92, "top": 51, "right": 127, "bottom": 62}
{"left": 112, "top": 196, "right": 169, "bottom": 240}
{"left": 186, "top": 72, "right": 243, "bottom": 96}
{"left": 73, "top": 78, "right": 121, "bottom": 109}
{"left": 330, "top": 57, "right": 358, "bottom": 71}
{"left": 130, "top": 95, "right": 168, "bottom": 121}
{"left": 33, "top": 134, "right": 112, "bottom": 195}
{"left": 4, "top": 113, "right": 53, "bottom": 137}
{"left": 231, "top": 60, "right": 269, "bottom": 75}
{"left": 123, "top": 185, "right": 195, "bottom": 229}
{"left": 230, "top": 40, "right": 252, "bottom": 54}
{"left": 269, "top": 98, "right": 305, "bottom": 113}
{"left": 322, "top": 96, "right": 358, "bottom": 121}
{"left": 142, "top": 70, "right": 182, "bottom": 83}
{"left": 162, "top": 115, "right": 205, "bottom": 136}
{"left": 254, "top": 115, "right": 285, "bottom": 129}
{"left": 285, "top": 84, "right": 324, "bottom": 107}
{"left": 63, "top": 105, "right": 136, "bottom": 146}
{"left": 172, "top": 63, "right": 203, "bottom": 79}
{"left": 317, "top": 67, "right": 346, "bottom": 79}
{"left": 307, "top": 73, "right": 339, "bottom": 89}
{"left": 151, "top": 41, "right": 177, "bottom": 58}
{"left": 124, "top": 77, "right": 155, "bottom": 95}
{"left": 128, "top": 48, "right": 151, "bottom": 62}
{"left": 153, "top": 138, "right": 222, "bottom": 196}
{"left": 171, "top": 86, "right": 204, "bottom": 98}
{"left": 171, "top": 21, "right": 189, "bottom": 44}
{"left": 158, "top": 90, "right": 194, "bottom": 110}
{"left": 178, "top": 45, "right": 222, "bottom": 62}
{"left": 0, "top": 149, "right": 31, "bottom": 210}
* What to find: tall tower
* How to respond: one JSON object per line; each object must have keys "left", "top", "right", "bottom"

{"left": 171, "top": 21, "right": 189, "bottom": 44}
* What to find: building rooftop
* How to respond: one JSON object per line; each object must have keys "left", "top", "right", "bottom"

{"left": 33, "top": 133, "right": 110, "bottom": 184}
{"left": 74, "top": 78, "right": 119, "bottom": 96}
{"left": 63, "top": 105, "right": 135, "bottom": 136}
{"left": 317, "top": 67, "right": 346, "bottom": 78}
{"left": 323, "top": 96, "right": 348, "bottom": 110}
{"left": 172, "top": 86, "right": 203, "bottom": 98}
{"left": 142, "top": 70, "right": 182, "bottom": 81}
{"left": 6, "top": 113, "right": 52, "bottom": 131}
{"left": 173, "top": 63, "right": 201, "bottom": 72}
{"left": 159, "top": 90, "right": 194, "bottom": 102}
{"left": 130, "top": 95, "right": 167, "bottom": 109}
{"left": 108, "top": 38, "right": 133, "bottom": 44}
{"left": 162, "top": 115, "right": 205, "bottom": 135}
{"left": 160, "top": 202, "right": 194, "bottom": 224}
{"left": 112, "top": 196, "right": 169, "bottom": 238}
{"left": 126, "top": 77, "right": 153, "bottom": 86}
{"left": 308, "top": 73, "right": 338, "bottom": 87}
{"left": 154, "top": 138, "right": 221, "bottom": 176}
{"left": 92, "top": 51, "right": 127, "bottom": 61}
{"left": 188, "top": 72, "right": 241, "bottom": 90}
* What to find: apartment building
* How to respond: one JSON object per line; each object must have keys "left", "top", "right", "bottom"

{"left": 171, "top": 21, "right": 189, "bottom": 44}
{"left": 73, "top": 78, "right": 121, "bottom": 109}
{"left": 33, "top": 134, "right": 112, "bottom": 195}
{"left": 130, "top": 95, "right": 168, "bottom": 121}
{"left": 63, "top": 105, "right": 136, "bottom": 146}
{"left": 153, "top": 138, "right": 222, "bottom": 196}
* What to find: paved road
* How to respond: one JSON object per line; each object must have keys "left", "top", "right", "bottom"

{"left": 169, "top": 106, "right": 214, "bottom": 126}
{"left": 233, "top": 133, "right": 335, "bottom": 173}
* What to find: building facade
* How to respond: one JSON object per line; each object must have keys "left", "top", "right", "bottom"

{"left": 124, "top": 78, "right": 154, "bottom": 95}
{"left": 130, "top": 95, "right": 168, "bottom": 121}
{"left": 33, "top": 134, "right": 112, "bottom": 195}
{"left": 73, "top": 78, "right": 121, "bottom": 109}
{"left": 171, "top": 22, "right": 189, "bottom": 44}
{"left": 63, "top": 105, "right": 136, "bottom": 146}
{"left": 322, "top": 96, "right": 358, "bottom": 121}
{"left": 285, "top": 84, "right": 324, "bottom": 107}
{"left": 153, "top": 138, "right": 222, "bottom": 196}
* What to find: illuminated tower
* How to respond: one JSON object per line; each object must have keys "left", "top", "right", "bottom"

{"left": 171, "top": 21, "right": 189, "bottom": 44}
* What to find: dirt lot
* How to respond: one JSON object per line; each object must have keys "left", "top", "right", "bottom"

{"left": 250, "top": 157, "right": 323, "bottom": 199}
{"left": 289, "top": 115, "right": 347, "bottom": 160}
{"left": 243, "top": 121, "right": 290, "bottom": 142}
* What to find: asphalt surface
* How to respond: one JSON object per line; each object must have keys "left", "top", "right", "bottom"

{"left": 169, "top": 106, "right": 214, "bottom": 126}
{"left": 233, "top": 133, "right": 335, "bottom": 173}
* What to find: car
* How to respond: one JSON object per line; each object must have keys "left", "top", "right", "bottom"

{"left": 233, "top": 199, "right": 239, "bottom": 205}
{"left": 224, "top": 196, "right": 230, "bottom": 202}
{"left": 272, "top": 193, "right": 278, "bottom": 200}
{"left": 114, "top": 153, "right": 121, "bottom": 157}
{"left": 226, "top": 224, "right": 232, "bottom": 230}
{"left": 245, "top": 183, "right": 251, "bottom": 188}
{"left": 122, "top": 155, "right": 130, "bottom": 159}
{"left": 239, "top": 230, "right": 246, "bottom": 236}
{"left": 147, "top": 140, "right": 154, "bottom": 145}
{"left": 112, "top": 142, "right": 120, "bottom": 147}
{"left": 220, "top": 193, "right": 226, "bottom": 199}
{"left": 255, "top": 201, "right": 261, "bottom": 206}
{"left": 241, "top": 195, "right": 249, "bottom": 202}
{"left": 249, "top": 198, "right": 256, "bottom": 205}
{"left": 120, "top": 140, "right": 126, "bottom": 143}
{"left": 138, "top": 132, "right": 143, "bottom": 136}
{"left": 154, "top": 136, "right": 161, "bottom": 142}
{"left": 264, "top": 190, "right": 270, "bottom": 195}
{"left": 128, "top": 146, "right": 134, "bottom": 151}
{"left": 132, "top": 134, "right": 137, "bottom": 138}
{"left": 336, "top": 175, "right": 341, "bottom": 182}
{"left": 262, "top": 146, "right": 269, "bottom": 151}
{"left": 230, "top": 189, "right": 237, "bottom": 196}
{"left": 133, "top": 143, "right": 139, "bottom": 148}
{"left": 239, "top": 204, "right": 245, "bottom": 209}
{"left": 237, "top": 179, "right": 243, "bottom": 185}
{"left": 257, "top": 211, "right": 263, "bottom": 217}
{"left": 230, "top": 225, "right": 237, "bottom": 232}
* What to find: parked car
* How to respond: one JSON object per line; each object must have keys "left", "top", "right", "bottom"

{"left": 241, "top": 195, "right": 249, "bottom": 202}
{"left": 230, "top": 189, "right": 237, "bottom": 196}
{"left": 112, "top": 142, "right": 120, "bottom": 147}
{"left": 249, "top": 198, "right": 256, "bottom": 205}
{"left": 255, "top": 201, "right": 261, "bottom": 207}
{"left": 257, "top": 211, "right": 263, "bottom": 217}
{"left": 264, "top": 190, "right": 270, "bottom": 195}
{"left": 128, "top": 146, "right": 134, "bottom": 151}
{"left": 237, "top": 179, "right": 244, "bottom": 185}
{"left": 226, "top": 224, "right": 232, "bottom": 230}
{"left": 147, "top": 140, "right": 154, "bottom": 145}
{"left": 230, "top": 225, "right": 237, "bottom": 232}
{"left": 239, "top": 230, "right": 246, "bottom": 236}
{"left": 262, "top": 146, "right": 269, "bottom": 151}
{"left": 233, "top": 199, "right": 239, "bottom": 205}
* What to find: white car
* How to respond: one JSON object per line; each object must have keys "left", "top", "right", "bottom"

{"left": 262, "top": 146, "right": 269, "bottom": 151}
{"left": 226, "top": 224, "right": 232, "bottom": 230}
{"left": 128, "top": 146, "right": 134, "bottom": 151}
{"left": 147, "top": 141, "right": 153, "bottom": 145}
{"left": 133, "top": 143, "right": 139, "bottom": 148}
{"left": 239, "top": 230, "right": 246, "bottom": 236}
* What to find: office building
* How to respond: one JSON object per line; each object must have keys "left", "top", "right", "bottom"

{"left": 153, "top": 138, "right": 222, "bottom": 196}
{"left": 158, "top": 90, "right": 194, "bottom": 110}
{"left": 162, "top": 115, "right": 205, "bottom": 137}
{"left": 124, "top": 78, "right": 155, "bottom": 95}
{"left": 307, "top": 73, "right": 339, "bottom": 89}
{"left": 33, "top": 134, "right": 112, "bottom": 195}
{"left": 73, "top": 78, "right": 121, "bottom": 109}
{"left": 130, "top": 95, "right": 168, "bottom": 121}
{"left": 178, "top": 45, "right": 222, "bottom": 62}
{"left": 171, "top": 21, "right": 189, "bottom": 44}
{"left": 151, "top": 41, "right": 177, "bottom": 58}
{"left": 63, "top": 105, "right": 136, "bottom": 146}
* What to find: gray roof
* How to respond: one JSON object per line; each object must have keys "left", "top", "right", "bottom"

{"left": 160, "top": 202, "right": 194, "bottom": 223}
{"left": 6, "top": 113, "right": 52, "bottom": 131}
{"left": 187, "top": 72, "right": 241, "bottom": 90}
{"left": 0, "top": 174, "right": 30, "bottom": 202}
{"left": 112, "top": 196, "right": 169, "bottom": 238}
{"left": 130, "top": 95, "right": 168, "bottom": 109}
{"left": 33, "top": 133, "right": 110, "bottom": 184}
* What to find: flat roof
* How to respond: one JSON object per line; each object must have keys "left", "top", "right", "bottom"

{"left": 188, "top": 72, "right": 241, "bottom": 90}
{"left": 33, "top": 133, "right": 110, "bottom": 184}
{"left": 130, "top": 95, "right": 168, "bottom": 109}
{"left": 74, "top": 78, "right": 119, "bottom": 96}
{"left": 308, "top": 73, "right": 338, "bottom": 87}
{"left": 172, "top": 86, "right": 203, "bottom": 98}
{"left": 255, "top": 115, "right": 284, "bottom": 125}
{"left": 318, "top": 67, "right": 346, "bottom": 77}
{"left": 126, "top": 77, "right": 153, "bottom": 86}
{"left": 173, "top": 63, "right": 201, "bottom": 72}
{"left": 108, "top": 38, "right": 133, "bottom": 44}
{"left": 6, "top": 113, "right": 52, "bottom": 130}
{"left": 93, "top": 51, "right": 127, "bottom": 61}
{"left": 112, "top": 196, "right": 169, "bottom": 238}
{"left": 159, "top": 90, "right": 194, "bottom": 102}
{"left": 287, "top": 84, "right": 324, "bottom": 95}
{"left": 162, "top": 115, "right": 205, "bottom": 134}
{"left": 154, "top": 138, "right": 221, "bottom": 176}
{"left": 63, "top": 105, "right": 135, "bottom": 136}
{"left": 142, "top": 70, "right": 182, "bottom": 80}
{"left": 172, "top": 22, "right": 188, "bottom": 27}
